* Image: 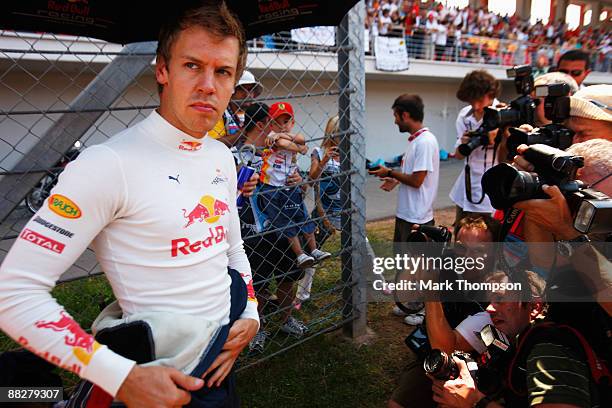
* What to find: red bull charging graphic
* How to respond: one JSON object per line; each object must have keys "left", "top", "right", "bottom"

{"left": 182, "top": 195, "right": 230, "bottom": 228}
{"left": 35, "top": 311, "right": 101, "bottom": 365}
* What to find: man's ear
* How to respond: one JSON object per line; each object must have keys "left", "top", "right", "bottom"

{"left": 155, "top": 56, "right": 169, "bottom": 89}
{"left": 401, "top": 111, "right": 411, "bottom": 122}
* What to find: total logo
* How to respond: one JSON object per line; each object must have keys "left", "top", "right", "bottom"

{"left": 182, "top": 195, "right": 230, "bottom": 228}
{"left": 34, "top": 311, "right": 101, "bottom": 367}
{"left": 20, "top": 229, "right": 65, "bottom": 254}
{"left": 178, "top": 140, "right": 202, "bottom": 152}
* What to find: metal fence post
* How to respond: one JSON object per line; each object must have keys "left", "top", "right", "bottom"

{"left": 338, "top": 0, "right": 367, "bottom": 340}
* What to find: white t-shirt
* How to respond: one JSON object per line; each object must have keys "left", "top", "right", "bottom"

{"left": 455, "top": 311, "right": 493, "bottom": 354}
{"left": 0, "top": 111, "right": 257, "bottom": 397}
{"left": 435, "top": 23, "right": 448, "bottom": 46}
{"left": 449, "top": 103, "right": 500, "bottom": 213}
{"left": 396, "top": 128, "right": 440, "bottom": 224}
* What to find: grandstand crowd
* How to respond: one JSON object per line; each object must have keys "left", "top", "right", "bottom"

{"left": 366, "top": 0, "right": 611, "bottom": 71}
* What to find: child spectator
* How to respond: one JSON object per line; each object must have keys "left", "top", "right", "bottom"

{"left": 259, "top": 102, "right": 332, "bottom": 268}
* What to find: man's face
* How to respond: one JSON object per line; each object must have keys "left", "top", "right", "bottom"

{"left": 393, "top": 109, "right": 410, "bottom": 133}
{"left": 532, "top": 94, "right": 550, "bottom": 126}
{"left": 455, "top": 227, "right": 494, "bottom": 279}
{"left": 558, "top": 59, "right": 590, "bottom": 86}
{"left": 270, "top": 113, "right": 294, "bottom": 133}
{"left": 471, "top": 94, "right": 495, "bottom": 115}
{"left": 567, "top": 116, "right": 612, "bottom": 144}
{"left": 486, "top": 298, "right": 532, "bottom": 338}
{"left": 156, "top": 26, "right": 239, "bottom": 138}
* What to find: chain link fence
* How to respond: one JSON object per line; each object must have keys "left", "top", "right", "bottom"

{"left": 0, "top": 2, "right": 367, "bottom": 372}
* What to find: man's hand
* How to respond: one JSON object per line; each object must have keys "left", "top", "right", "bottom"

{"left": 512, "top": 144, "right": 579, "bottom": 240}
{"left": 241, "top": 172, "right": 259, "bottom": 198}
{"left": 202, "top": 318, "right": 258, "bottom": 388}
{"left": 513, "top": 184, "right": 580, "bottom": 241}
{"left": 431, "top": 358, "right": 484, "bottom": 408}
{"left": 368, "top": 164, "right": 391, "bottom": 178}
{"left": 380, "top": 177, "right": 399, "bottom": 191}
{"left": 116, "top": 365, "right": 203, "bottom": 408}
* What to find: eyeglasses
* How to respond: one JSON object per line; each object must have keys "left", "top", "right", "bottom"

{"left": 558, "top": 68, "right": 584, "bottom": 77}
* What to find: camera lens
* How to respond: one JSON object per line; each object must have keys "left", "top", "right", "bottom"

{"left": 424, "top": 349, "right": 457, "bottom": 380}
{"left": 407, "top": 231, "right": 428, "bottom": 242}
{"left": 482, "top": 163, "right": 542, "bottom": 209}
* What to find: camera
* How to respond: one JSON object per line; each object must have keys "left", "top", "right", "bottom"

{"left": 459, "top": 65, "right": 536, "bottom": 157}
{"left": 506, "top": 83, "right": 574, "bottom": 158}
{"left": 474, "top": 324, "right": 512, "bottom": 395}
{"left": 506, "top": 125, "right": 574, "bottom": 159}
{"left": 483, "top": 65, "right": 537, "bottom": 129}
{"left": 407, "top": 225, "right": 452, "bottom": 243}
{"left": 423, "top": 349, "right": 478, "bottom": 381}
{"left": 536, "top": 83, "right": 571, "bottom": 123}
{"left": 458, "top": 127, "right": 491, "bottom": 157}
{"left": 482, "top": 144, "right": 612, "bottom": 234}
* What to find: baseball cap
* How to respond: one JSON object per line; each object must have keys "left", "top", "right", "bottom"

{"left": 570, "top": 84, "right": 612, "bottom": 122}
{"left": 269, "top": 102, "right": 294, "bottom": 120}
{"left": 236, "top": 70, "right": 262, "bottom": 95}
{"left": 243, "top": 103, "right": 269, "bottom": 131}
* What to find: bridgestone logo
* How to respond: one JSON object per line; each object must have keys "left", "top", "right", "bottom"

{"left": 33, "top": 216, "right": 74, "bottom": 238}
{"left": 20, "top": 229, "right": 65, "bottom": 254}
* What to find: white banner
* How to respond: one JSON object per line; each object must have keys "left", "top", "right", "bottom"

{"left": 374, "top": 36, "right": 409, "bottom": 72}
{"left": 290, "top": 26, "right": 335, "bottom": 46}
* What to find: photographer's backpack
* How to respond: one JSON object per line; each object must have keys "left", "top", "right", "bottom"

{"left": 507, "top": 321, "right": 611, "bottom": 407}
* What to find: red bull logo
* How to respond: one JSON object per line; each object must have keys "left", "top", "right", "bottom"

{"left": 240, "top": 272, "right": 257, "bottom": 303}
{"left": 35, "top": 311, "right": 100, "bottom": 365}
{"left": 178, "top": 140, "right": 202, "bottom": 151}
{"left": 182, "top": 195, "right": 230, "bottom": 228}
{"left": 171, "top": 226, "right": 227, "bottom": 257}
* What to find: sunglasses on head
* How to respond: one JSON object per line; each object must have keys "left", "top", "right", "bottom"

{"left": 558, "top": 68, "right": 584, "bottom": 77}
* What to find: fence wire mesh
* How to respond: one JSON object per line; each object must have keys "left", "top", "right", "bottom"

{"left": 0, "top": 3, "right": 367, "bottom": 372}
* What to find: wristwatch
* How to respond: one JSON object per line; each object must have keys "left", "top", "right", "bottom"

{"left": 557, "top": 234, "right": 591, "bottom": 257}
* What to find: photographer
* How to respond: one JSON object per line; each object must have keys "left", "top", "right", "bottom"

{"left": 388, "top": 216, "right": 499, "bottom": 408}
{"left": 430, "top": 270, "right": 607, "bottom": 408}
{"left": 532, "top": 72, "right": 579, "bottom": 127}
{"left": 512, "top": 139, "right": 612, "bottom": 318}
{"left": 450, "top": 70, "right": 502, "bottom": 233}
{"left": 565, "top": 84, "right": 612, "bottom": 144}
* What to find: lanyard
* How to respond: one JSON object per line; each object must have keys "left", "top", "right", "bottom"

{"left": 408, "top": 127, "right": 428, "bottom": 142}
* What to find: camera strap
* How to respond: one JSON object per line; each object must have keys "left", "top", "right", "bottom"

{"left": 465, "top": 130, "right": 501, "bottom": 205}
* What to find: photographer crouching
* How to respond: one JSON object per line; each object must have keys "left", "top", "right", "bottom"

{"left": 388, "top": 216, "right": 499, "bottom": 408}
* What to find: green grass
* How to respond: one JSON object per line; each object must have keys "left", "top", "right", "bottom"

{"left": 1, "top": 219, "right": 413, "bottom": 407}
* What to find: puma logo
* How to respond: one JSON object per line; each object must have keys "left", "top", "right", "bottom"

{"left": 169, "top": 175, "right": 180, "bottom": 184}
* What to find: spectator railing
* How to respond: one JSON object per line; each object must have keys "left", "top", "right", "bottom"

{"left": 365, "top": 31, "right": 611, "bottom": 73}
